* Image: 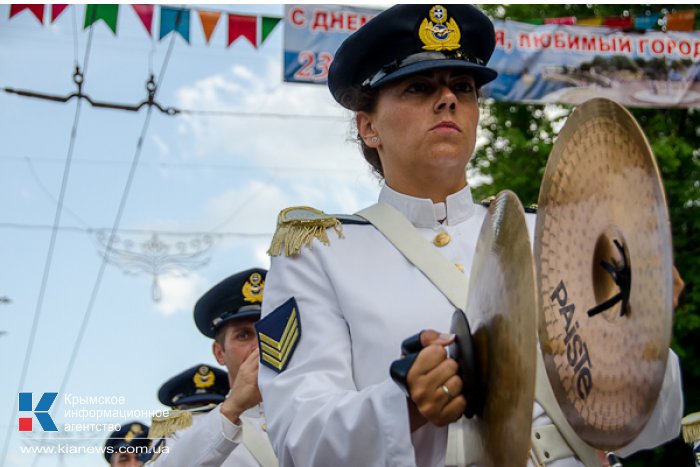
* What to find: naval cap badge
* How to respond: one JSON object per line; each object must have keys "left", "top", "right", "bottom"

{"left": 419, "top": 5, "right": 461, "bottom": 52}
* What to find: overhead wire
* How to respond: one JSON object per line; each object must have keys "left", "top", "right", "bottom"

{"left": 48, "top": 11, "right": 182, "bottom": 423}
{"left": 0, "top": 8, "right": 97, "bottom": 467}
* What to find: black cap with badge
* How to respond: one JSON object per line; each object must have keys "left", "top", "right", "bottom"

{"left": 194, "top": 268, "right": 267, "bottom": 338}
{"left": 328, "top": 4, "right": 498, "bottom": 110}
{"left": 158, "top": 364, "right": 230, "bottom": 409}
{"left": 103, "top": 422, "right": 150, "bottom": 463}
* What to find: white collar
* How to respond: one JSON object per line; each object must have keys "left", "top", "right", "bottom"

{"left": 378, "top": 184, "right": 476, "bottom": 228}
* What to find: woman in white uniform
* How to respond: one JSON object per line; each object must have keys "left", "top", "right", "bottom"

{"left": 256, "top": 5, "right": 683, "bottom": 467}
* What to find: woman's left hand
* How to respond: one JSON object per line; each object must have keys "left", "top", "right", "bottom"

{"left": 406, "top": 330, "right": 467, "bottom": 430}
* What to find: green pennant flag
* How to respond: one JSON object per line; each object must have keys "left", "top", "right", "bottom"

{"left": 523, "top": 18, "right": 544, "bottom": 25}
{"left": 261, "top": 16, "right": 282, "bottom": 45}
{"left": 84, "top": 4, "right": 119, "bottom": 34}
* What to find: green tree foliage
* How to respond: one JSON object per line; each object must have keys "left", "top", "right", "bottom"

{"left": 473, "top": 5, "right": 700, "bottom": 465}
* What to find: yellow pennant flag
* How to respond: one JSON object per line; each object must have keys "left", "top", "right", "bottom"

{"left": 198, "top": 10, "right": 222, "bottom": 44}
{"left": 577, "top": 17, "right": 604, "bottom": 27}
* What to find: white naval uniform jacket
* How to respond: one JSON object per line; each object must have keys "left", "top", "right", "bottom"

{"left": 258, "top": 185, "right": 682, "bottom": 467}
{"left": 149, "top": 403, "right": 269, "bottom": 466}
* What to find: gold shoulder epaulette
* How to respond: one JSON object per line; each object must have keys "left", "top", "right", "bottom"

{"left": 268, "top": 206, "right": 344, "bottom": 257}
{"left": 149, "top": 411, "right": 193, "bottom": 440}
{"left": 682, "top": 412, "right": 700, "bottom": 444}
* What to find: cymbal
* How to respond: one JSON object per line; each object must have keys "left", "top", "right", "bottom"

{"left": 534, "top": 98, "right": 673, "bottom": 449}
{"left": 450, "top": 190, "right": 538, "bottom": 466}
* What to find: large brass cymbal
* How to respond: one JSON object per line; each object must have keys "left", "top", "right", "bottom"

{"left": 452, "top": 190, "right": 538, "bottom": 466}
{"left": 534, "top": 98, "right": 673, "bottom": 449}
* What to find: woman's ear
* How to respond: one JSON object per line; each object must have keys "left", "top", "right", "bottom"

{"left": 356, "top": 112, "right": 380, "bottom": 148}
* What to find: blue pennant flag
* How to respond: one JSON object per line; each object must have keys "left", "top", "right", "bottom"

{"left": 160, "top": 7, "right": 190, "bottom": 43}
{"left": 634, "top": 13, "right": 660, "bottom": 31}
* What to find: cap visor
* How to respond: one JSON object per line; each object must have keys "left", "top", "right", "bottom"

{"left": 372, "top": 60, "right": 498, "bottom": 89}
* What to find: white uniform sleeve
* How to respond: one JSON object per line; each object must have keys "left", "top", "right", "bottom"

{"left": 150, "top": 406, "right": 242, "bottom": 467}
{"left": 616, "top": 350, "right": 683, "bottom": 458}
{"left": 258, "top": 247, "right": 421, "bottom": 467}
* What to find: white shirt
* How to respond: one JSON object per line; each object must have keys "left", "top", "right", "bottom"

{"left": 259, "top": 185, "right": 682, "bottom": 467}
{"left": 149, "top": 403, "right": 270, "bottom": 466}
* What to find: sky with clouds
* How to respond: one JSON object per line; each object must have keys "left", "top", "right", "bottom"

{"left": 0, "top": 4, "right": 383, "bottom": 465}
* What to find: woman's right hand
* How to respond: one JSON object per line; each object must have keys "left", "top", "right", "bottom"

{"left": 406, "top": 330, "right": 467, "bottom": 430}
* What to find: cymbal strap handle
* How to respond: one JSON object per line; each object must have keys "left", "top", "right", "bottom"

{"left": 390, "top": 353, "right": 419, "bottom": 397}
{"left": 587, "top": 239, "right": 631, "bottom": 318}
{"left": 401, "top": 332, "right": 425, "bottom": 355}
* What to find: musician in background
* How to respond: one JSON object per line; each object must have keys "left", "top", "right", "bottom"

{"left": 104, "top": 422, "right": 150, "bottom": 467}
{"left": 257, "top": 4, "right": 683, "bottom": 466}
{"left": 149, "top": 269, "right": 276, "bottom": 467}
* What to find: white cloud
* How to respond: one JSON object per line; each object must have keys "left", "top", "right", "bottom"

{"left": 154, "top": 272, "right": 210, "bottom": 316}
{"left": 173, "top": 57, "right": 368, "bottom": 175}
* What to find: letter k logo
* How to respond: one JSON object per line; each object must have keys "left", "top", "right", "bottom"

{"left": 18, "top": 393, "right": 58, "bottom": 432}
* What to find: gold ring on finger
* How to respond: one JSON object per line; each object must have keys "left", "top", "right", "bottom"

{"left": 441, "top": 384, "right": 454, "bottom": 401}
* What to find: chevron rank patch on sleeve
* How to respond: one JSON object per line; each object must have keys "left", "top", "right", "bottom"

{"left": 256, "top": 297, "right": 301, "bottom": 373}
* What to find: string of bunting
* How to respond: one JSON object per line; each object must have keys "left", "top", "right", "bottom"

{"left": 7, "top": 4, "right": 282, "bottom": 48}
{"left": 524, "top": 9, "right": 697, "bottom": 32}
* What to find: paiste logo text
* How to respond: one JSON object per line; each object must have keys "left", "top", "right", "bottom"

{"left": 18, "top": 392, "right": 58, "bottom": 432}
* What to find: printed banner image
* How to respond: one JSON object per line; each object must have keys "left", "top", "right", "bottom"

{"left": 486, "top": 21, "right": 700, "bottom": 108}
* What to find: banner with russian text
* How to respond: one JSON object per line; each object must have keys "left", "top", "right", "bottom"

{"left": 283, "top": 4, "right": 379, "bottom": 84}
{"left": 488, "top": 21, "right": 700, "bottom": 107}
{"left": 283, "top": 5, "right": 700, "bottom": 108}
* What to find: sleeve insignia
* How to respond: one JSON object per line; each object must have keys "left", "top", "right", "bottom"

{"left": 256, "top": 297, "right": 301, "bottom": 373}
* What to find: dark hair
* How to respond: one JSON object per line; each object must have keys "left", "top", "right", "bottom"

{"left": 214, "top": 326, "right": 227, "bottom": 349}
{"left": 342, "top": 86, "right": 385, "bottom": 179}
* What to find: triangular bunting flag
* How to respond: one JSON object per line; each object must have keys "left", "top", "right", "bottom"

{"left": 160, "top": 7, "right": 190, "bottom": 43}
{"left": 228, "top": 14, "right": 257, "bottom": 48}
{"left": 132, "top": 4, "right": 153, "bottom": 36}
{"left": 666, "top": 10, "right": 695, "bottom": 32}
{"left": 84, "top": 4, "right": 119, "bottom": 34}
{"left": 261, "top": 16, "right": 281, "bottom": 45}
{"left": 51, "top": 5, "right": 68, "bottom": 23}
{"left": 544, "top": 16, "right": 576, "bottom": 25}
{"left": 577, "top": 18, "right": 603, "bottom": 27}
{"left": 198, "top": 10, "right": 221, "bottom": 44}
{"left": 603, "top": 16, "right": 633, "bottom": 29}
{"left": 634, "top": 13, "right": 660, "bottom": 31}
{"left": 9, "top": 4, "right": 44, "bottom": 24}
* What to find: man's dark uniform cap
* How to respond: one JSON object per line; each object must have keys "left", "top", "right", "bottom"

{"left": 194, "top": 268, "right": 267, "bottom": 338}
{"left": 103, "top": 421, "right": 150, "bottom": 463}
{"left": 158, "top": 364, "right": 230, "bottom": 408}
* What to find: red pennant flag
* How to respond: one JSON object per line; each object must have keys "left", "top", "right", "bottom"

{"left": 9, "top": 4, "right": 44, "bottom": 24}
{"left": 228, "top": 14, "right": 257, "bottom": 48}
{"left": 132, "top": 4, "right": 154, "bottom": 36}
{"left": 51, "top": 5, "right": 68, "bottom": 23}
{"left": 544, "top": 16, "right": 576, "bottom": 25}
{"left": 603, "top": 16, "right": 633, "bottom": 29}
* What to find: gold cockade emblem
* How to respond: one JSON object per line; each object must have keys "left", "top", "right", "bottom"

{"left": 419, "top": 5, "right": 461, "bottom": 51}
{"left": 193, "top": 365, "right": 215, "bottom": 389}
{"left": 242, "top": 272, "right": 265, "bottom": 303}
